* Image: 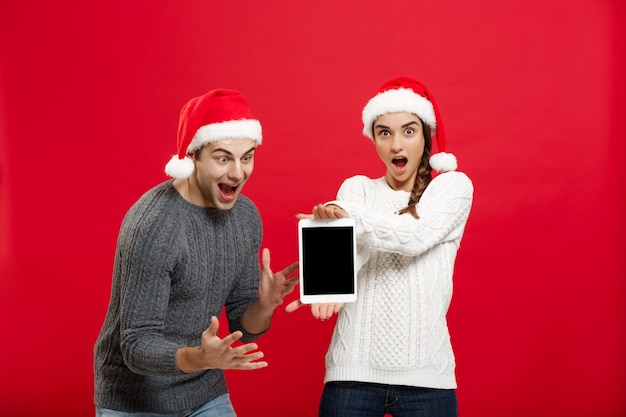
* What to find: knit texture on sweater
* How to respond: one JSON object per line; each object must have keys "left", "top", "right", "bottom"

{"left": 325, "top": 171, "right": 473, "bottom": 389}
{"left": 94, "top": 180, "right": 263, "bottom": 412}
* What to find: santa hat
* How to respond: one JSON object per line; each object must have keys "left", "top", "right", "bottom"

{"left": 164, "top": 89, "right": 263, "bottom": 179}
{"left": 361, "top": 76, "right": 457, "bottom": 173}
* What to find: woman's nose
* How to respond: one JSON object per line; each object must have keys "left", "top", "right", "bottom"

{"left": 390, "top": 135, "right": 403, "bottom": 152}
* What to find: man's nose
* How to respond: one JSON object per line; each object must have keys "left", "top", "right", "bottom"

{"left": 228, "top": 161, "right": 244, "bottom": 180}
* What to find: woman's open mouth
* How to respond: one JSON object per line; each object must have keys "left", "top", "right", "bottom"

{"left": 392, "top": 157, "right": 408, "bottom": 172}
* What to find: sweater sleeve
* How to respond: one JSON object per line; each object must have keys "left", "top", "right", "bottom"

{"left": 330, "top": 172, "right": 474, "bottom": 257}
{"left": 117, "top": 206, "right": 184, "bottom": 376}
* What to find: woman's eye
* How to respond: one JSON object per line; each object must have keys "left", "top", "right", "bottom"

{"left": 405, "top": 128, "right": 415, "bottom": 134}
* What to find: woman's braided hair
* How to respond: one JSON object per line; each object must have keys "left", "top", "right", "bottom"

{"left": 396, "top": 122, "right": 433, "bottom": 219}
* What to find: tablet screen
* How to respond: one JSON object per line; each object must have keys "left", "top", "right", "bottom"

{"left": 298, "top": 218, "right": 357, "bottom": 304}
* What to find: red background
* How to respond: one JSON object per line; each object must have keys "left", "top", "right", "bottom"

{"left": 1, "top": 1, "right": 625, "bottom": 416}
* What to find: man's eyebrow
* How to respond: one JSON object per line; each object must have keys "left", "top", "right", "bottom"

{"left": 211, "top": 146, "right": 257, "bottom": 155}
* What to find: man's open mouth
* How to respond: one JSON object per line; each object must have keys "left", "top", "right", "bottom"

{"left": 219, "top": 184, "right": 238, "bottom": 197}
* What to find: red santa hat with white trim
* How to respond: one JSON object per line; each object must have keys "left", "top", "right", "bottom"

{"left": 164, "top": 89, "right": 262, "bottom": 179}
{"left": 361, "top": 76, "right": 457, "bottom": 173}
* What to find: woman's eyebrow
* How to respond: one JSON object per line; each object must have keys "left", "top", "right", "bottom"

{"left": 401, "top": 121, "right": 420, "bottom": 128}
{"left": 375, "top": 121, "right": 420, "bottom": 130}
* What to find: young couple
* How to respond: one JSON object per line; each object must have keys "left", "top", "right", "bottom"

{"left": 93, "top": 76, "right": 474, "bottom": 417}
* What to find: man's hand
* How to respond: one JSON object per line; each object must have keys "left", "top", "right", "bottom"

{"left": 240, "top": 249, "right": 298, "bottom": 335}
{"left": 257, "top": 248, "right": 299, "bottom": 311}
{"left": 176, "top": 316, "right": 266, "bottom": 373}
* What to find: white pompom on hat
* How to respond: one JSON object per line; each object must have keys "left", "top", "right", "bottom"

{"left": 362, "top": 76, "right": 457, "bottom": 173}
{"left": 164, "top": 89, "right": 262, "bottom": 179}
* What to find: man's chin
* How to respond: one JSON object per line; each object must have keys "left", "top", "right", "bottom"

{"left": 215, "top": 197, "right": 238, "bottom": 210}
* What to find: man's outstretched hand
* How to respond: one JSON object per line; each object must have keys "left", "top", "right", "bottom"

{"left": 176, "top": 316, "right": 267, "bottom": 373}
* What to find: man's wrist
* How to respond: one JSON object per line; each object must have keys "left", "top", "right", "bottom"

{"left": 176, "top": 345, "right": 203, "bottom": 374}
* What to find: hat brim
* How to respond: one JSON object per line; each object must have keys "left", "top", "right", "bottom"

{"left": 362, "top": 88, "right": 436, "bottom": 139}
{"left": 187, "top": 119, "right": 262, "bottom": 153}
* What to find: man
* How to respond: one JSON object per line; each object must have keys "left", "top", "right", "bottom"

{"left": 94, "top": 89, "right": 298, "bottom": 417}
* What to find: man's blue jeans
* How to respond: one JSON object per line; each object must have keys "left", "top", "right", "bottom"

{"left": 95, "top": 394, "right": 236, "bottom": 417}
{"left": 319, "top": 381, "right": 458, "bottom": 417}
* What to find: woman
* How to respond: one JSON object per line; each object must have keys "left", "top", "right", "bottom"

{"left": 288, "top": 76, "right": 473, "bottom": 417}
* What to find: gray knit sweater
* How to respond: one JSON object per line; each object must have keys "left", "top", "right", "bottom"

{"left": 94, "top": 180, "right": 263, "bottom": 412}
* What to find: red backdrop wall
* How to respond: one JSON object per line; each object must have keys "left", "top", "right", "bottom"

{"left": 1, "top": 1, "right": 625, "bottom": 416}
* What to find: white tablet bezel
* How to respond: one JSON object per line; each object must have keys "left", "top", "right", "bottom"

{"left": 298, "top": 217, "right": 357, "bottom": 304}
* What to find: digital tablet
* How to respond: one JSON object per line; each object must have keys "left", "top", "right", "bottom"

{"left": 298, "top": 218, "right": 357, "bottom": 304}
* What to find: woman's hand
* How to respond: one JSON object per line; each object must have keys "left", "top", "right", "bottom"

{"left": 296, "top": 203, "right": 348, "bottom": 220}
{"left": 285, "top": 300, "right": 345, "bottom": 321}
{"left": 291, "top": 203, "right": 349, "bottom": 320}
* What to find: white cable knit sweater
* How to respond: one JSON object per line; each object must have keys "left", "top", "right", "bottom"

{"left": 325, "top": 171, "right": 473, "bottom": 389}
